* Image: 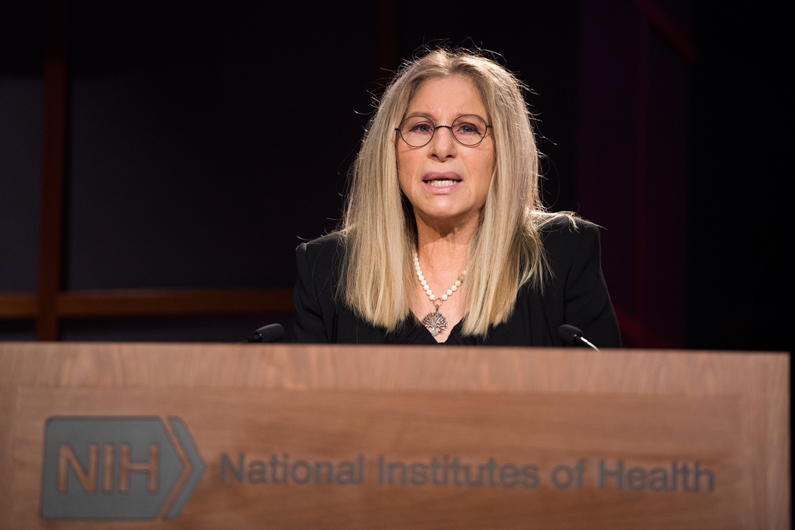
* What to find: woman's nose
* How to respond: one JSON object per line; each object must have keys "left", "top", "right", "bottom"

{"left": 428, "top": 126, "right": 457, "bottom": 159}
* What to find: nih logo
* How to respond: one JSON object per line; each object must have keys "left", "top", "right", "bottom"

{"left": 41, "top": 417, "right": 205, "bottom": 520}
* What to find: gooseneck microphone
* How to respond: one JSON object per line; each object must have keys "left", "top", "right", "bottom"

{"left": 557, "top": 324, "right": 599, "bottom": 351}
{"left": 243, "top": 323, "right": 285, "bottom": 343}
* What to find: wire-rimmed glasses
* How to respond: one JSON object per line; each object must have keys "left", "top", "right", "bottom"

{"left": 395, "top": 114, "right": 492, "bottom": 148}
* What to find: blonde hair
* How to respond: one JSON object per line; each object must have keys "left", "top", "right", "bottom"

{"left": 339, "top": 48, "right": 568, "bottom": 336}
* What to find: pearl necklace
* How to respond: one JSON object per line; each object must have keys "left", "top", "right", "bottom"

{"left": 413, "top": 252, "right": 467, "bottom": 337}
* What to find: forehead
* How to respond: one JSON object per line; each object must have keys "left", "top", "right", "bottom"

{"left": 406, "top": 76, "right": 487, "bottom": 118}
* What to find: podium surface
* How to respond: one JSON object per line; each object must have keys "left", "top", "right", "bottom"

{"left": 0, "top": 342, "right": 789, "bottom": 529}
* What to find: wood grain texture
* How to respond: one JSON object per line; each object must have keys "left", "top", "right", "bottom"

{"left": 0, "top": 294, "right": 37, "bottom": 318}
{"left": 57, "top": 288, "right": 294, "bottom": 317}
{"left": 0, "top": 289, "right": 294, "bottom": 320}
{"left": 0, "top": 386, "right": 17, "bottom": 528}
{"left": 0, "top": 343, "right": 789, "bottom": 529}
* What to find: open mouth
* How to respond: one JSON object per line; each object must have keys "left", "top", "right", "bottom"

{"left": 423, "top": 173, "right": 462, "bottom": 187}
{"left": 425, "top": 179, "right": 460, "bottom": 187}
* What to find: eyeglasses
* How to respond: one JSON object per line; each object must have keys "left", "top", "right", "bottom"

{"left": 395, "top": 114, "right": 492, "bottom": 148}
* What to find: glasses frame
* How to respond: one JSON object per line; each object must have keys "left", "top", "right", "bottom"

{"left": 395, "top": 114, "right": 493, "bottom": 148}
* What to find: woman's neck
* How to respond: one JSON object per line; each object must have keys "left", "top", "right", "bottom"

{"left": 414, "top": 215, "right": 476, "bottom": 275}
{"left": 411, "top": 215, "right": 475, "bottom": 342}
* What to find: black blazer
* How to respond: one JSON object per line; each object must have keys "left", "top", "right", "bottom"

{"left": 293, "top": 217, "right": 621, "bottom": 348}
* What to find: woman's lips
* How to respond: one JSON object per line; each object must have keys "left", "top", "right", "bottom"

{"left": 426, "top": 179, "right": 459, "bottom": 187}
{"left": 422, "top": 172, "right": 462, "bottom": 191}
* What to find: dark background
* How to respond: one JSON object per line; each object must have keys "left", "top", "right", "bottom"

{"left": 1, "top": 0, "right": 792, "bottom": 354}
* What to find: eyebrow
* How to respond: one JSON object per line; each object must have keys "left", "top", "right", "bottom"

{"left": 402, "top": 113, "right": 487, "bottom": 122}
{"left": 403, "top": 112, "right": 435, "bottom": 120}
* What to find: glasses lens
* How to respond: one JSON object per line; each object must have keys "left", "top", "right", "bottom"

{"left": 399, "top": 117, "right": 435, "bottom": 147}
{"left": 451, "top": 115, "right": 488, "bottom": 146}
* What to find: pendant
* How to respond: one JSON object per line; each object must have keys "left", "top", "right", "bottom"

{"left": 422, "top": 311, "right": 448, "bottom": 337}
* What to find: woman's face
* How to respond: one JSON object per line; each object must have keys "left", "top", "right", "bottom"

{"left": 397, "top": 76, "right": 495, "bottom": 231}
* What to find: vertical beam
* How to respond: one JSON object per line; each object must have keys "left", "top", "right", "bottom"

{"left": 630, "top": 0, "right": 694, "bottom": 328}
{"left": 634, "top": 17, "right": 649, "bottom": 321}
{"left": 36, "top": 0, "right": 69, "bottom": 341}
{"left": 373, "top": 0, "right": 400, "bottom": 92}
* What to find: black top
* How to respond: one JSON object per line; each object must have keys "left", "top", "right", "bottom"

{"left": 392, "top": 317, "right": 471, "bottom": 345}
{"left": 293, "top": 216, "right": 621, "bottom": 348}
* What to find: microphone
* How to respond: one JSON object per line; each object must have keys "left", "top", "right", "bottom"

{"left": 242, "top": 323, "right": 285, "bottom": 343}
{"left": 557, "top": 324, "right": 599, "bottom": 351}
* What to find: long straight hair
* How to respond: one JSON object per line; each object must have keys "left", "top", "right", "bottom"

{"left": 339, "top": 48, "right": 567, "bottom": 336}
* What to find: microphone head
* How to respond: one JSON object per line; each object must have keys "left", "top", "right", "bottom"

{"left": 557, "top": 324, "right": 583, "bottom": 346}
{"left": 251, "top": 323, "right": 285, "bottom": 343}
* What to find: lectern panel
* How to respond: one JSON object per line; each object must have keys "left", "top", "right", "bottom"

{"left": 0, "top": 343, "right": 788, "bottom": 529}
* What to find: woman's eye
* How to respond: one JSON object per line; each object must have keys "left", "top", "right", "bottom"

{"left": 411, "top": 123, "right": 433, "bottom": 134}
{"left": 456, "top": 123, "right": 479, "bottom": 134}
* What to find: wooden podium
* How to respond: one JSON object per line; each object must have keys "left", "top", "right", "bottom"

{"left": 0, "top": 342, "right": 789, "bottom": 529}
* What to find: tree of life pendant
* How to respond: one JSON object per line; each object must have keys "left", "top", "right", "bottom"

{"left": 422, "top": 309, "right": 448, "bottom": 337}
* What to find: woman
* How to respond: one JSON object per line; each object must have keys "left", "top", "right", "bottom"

{"left": 293, "top": 48, "right": 620, "bottom": 347}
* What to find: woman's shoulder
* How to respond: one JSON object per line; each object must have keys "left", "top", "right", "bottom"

{"left": 302, "top": 230, "right": 346, "bottom": 249}
{"left": 531, "top": 212, "right": 603, "bottom": 272}
{"left": 533, "top": 212, "right": 600, "bottom": 241}
{"left": 295, "top": 232, "right": 345, "bottom": 283}
{"left": 298, "top": 231, "right": 347, "bottom": 263}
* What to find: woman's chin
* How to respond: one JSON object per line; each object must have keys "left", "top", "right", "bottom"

{"left": 415, "top": 206, "right": 481, "bottom": 231}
